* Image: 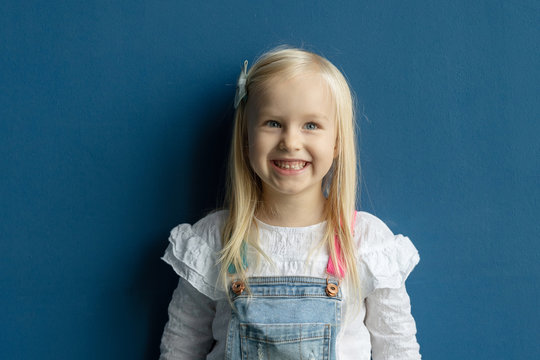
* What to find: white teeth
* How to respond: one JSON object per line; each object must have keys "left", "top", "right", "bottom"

{"left": 274, "top": 161, "right": 307, "bottom": 170}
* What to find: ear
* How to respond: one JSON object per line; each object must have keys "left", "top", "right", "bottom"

{"left": 333, "top": 138, "right": 339, "bottom": 158}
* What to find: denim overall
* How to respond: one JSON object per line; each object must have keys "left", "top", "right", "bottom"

{"left": 225, "top": 215, "right": 356, "bottom": 360}
{"left": 225, "top": 214, "right": 355, "bottom": 360}
{"left": 224, "top": 276, "right": 342, "bottom": 360}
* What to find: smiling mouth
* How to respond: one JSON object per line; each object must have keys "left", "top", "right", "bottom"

{"left": 272, "top": 160, "right": 308, "bottom": 170}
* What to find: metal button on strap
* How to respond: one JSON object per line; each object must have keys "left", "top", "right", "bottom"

{"left": 326, "top": 278, "right": 340, "bottom": 297}
{"left": 231, "top": 280, "right": 245, "bottom": 295}
{"left": 326, "top": 283, "right": 338, "bottom": 297}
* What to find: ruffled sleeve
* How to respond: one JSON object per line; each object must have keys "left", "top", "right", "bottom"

{"left": 355, "top": 212, "right": 421, "bottom": 359}
{"left": 161, "top": 210, "right": 228, "bottom": 300}
{"left": 355, "top": 212, "right": 420, "bottom": 297}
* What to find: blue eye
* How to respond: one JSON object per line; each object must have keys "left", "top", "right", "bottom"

{"left": 266, "top": 120, "right": 281, "bottom": 128}
{"left": 304, "top": 122, "right": 318, "bottom": 130}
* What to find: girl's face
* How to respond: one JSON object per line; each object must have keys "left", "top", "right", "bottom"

{"left": 246, "top": 73, "right": 337, "bottom": 203}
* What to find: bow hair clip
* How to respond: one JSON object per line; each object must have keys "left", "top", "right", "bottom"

{"left": 234, "top": 60, "right": 248, "bottom": 109}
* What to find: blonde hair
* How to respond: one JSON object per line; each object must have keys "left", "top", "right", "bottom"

{"left": 219, "top": 46, "right": 360, "bottom": 305}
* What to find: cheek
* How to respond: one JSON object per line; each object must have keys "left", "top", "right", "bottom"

{"left": 247, "top": 132, "right": 258, "bottom": 158}
{"left": 246, "top": 133, "right": 266, "bottom": 173}
{"left": 246, "top": 123, "right": 258, "bottom": 158}
{"left": 247, "top": 147, "right": 258, "bottom": 171}
{"left": 315, "top": 136, "right": 338, "bottom": 168}
{"left": 248, "top": 131, "right": 271, "bottom": 156}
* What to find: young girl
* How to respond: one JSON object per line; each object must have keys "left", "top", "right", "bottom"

{"left": 159, "top": 47, "right": 421, "bottom": 360}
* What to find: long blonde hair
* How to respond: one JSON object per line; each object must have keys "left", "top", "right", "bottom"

{"left": 219, "top": 46, "right": 360, "bottom": 304}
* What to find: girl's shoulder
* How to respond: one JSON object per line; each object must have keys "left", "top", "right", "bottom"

{"left": 354, "top": 211, "right": 394, "bottom": 240}
{"left": 172, "top": 209, "right": 228, "bottom": 247}
{"left": 161, "top": 210, "right": 228, "bottom": 300}
{"left": 353, "top": 211, "right": 420, "bottom": 294}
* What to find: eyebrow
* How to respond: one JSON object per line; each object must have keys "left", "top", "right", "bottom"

{"left": 256, "top": 111, "right": 330, "bottom": 122}
{"left": 302, "top": 113, "right": 330, "bottom": 122}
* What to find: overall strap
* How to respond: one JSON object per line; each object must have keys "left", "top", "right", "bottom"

{"left": 326, "top": 211, "right": 357, "bottom": 278}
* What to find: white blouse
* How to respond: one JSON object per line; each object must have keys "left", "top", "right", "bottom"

{"left": 159, "top": 210, "right": 421, "bottom": 360}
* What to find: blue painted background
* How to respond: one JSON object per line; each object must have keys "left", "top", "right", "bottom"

{"left": 2, "top": 1, "right": 539, "bottom": 359}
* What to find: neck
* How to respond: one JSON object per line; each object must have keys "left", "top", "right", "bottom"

{"left": 256, "top": 189, "right": 327, "bottom": 227}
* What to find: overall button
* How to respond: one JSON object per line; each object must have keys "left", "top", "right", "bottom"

{"left": 231, "top": 280, "right": 245, "bottom": 295}
{"left": 326, "top": 278, "right": 340, "bottom": 297}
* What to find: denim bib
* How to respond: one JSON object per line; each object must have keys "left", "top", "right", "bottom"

{"left": 225, "top": 276, "right": 342, "bottom": 360}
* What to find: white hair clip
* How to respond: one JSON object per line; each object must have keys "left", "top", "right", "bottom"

{"left": 234, "top": 60, "right": 248, "bottom": 109}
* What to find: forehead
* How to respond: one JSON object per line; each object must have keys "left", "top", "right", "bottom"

{"left": 246, "top": 73, "right": 335, "bottom": 119}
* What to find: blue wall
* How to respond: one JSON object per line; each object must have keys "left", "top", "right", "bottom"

{"left": 2, "top": 1, "right": 538, "bottom": 359}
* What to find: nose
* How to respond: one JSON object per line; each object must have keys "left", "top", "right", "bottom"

{"left": 279, "top": 128, "right": 302, "bottom": 152}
